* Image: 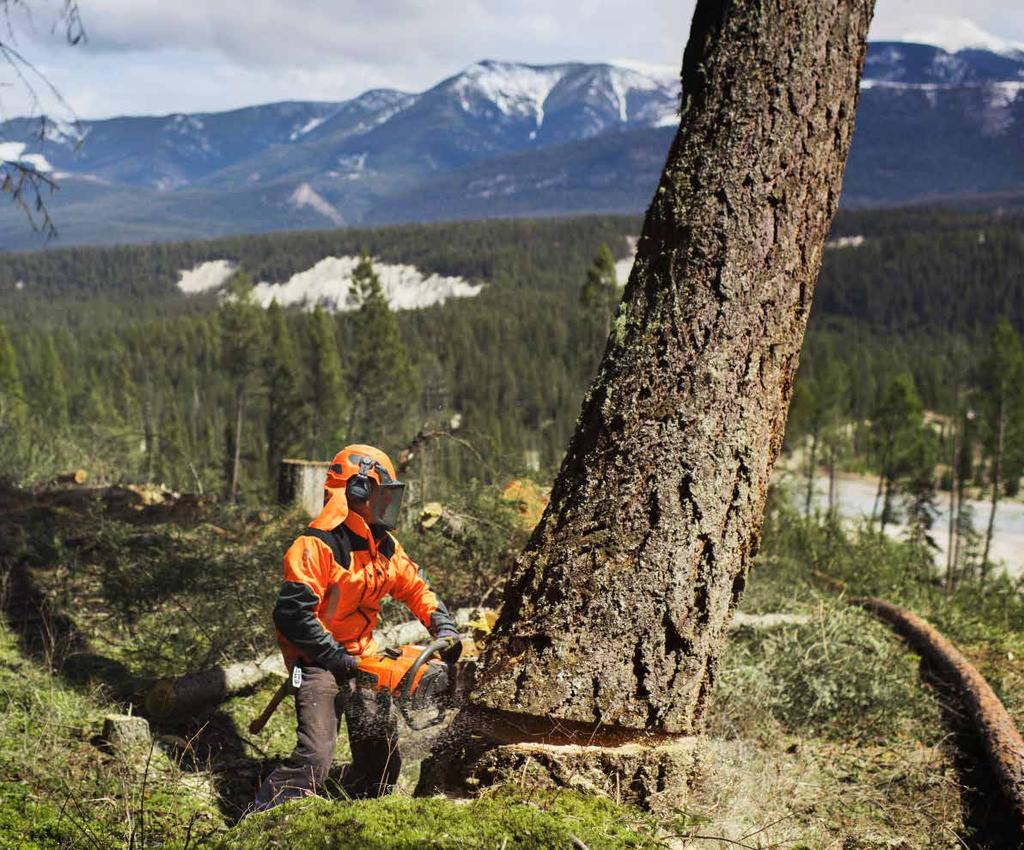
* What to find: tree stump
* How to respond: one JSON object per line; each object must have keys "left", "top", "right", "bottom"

{"left": 102, "top": 714, "right": 151, "bottom": 753}
{"left": 278, "top": 459, "right": 330, "bottom": 517}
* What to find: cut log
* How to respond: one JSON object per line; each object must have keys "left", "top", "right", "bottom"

{"left": 854, "top": 596, "right": 1024, "bottom": 836}
{"left": 146, "top": 653, "right": 286, "bottom": 718}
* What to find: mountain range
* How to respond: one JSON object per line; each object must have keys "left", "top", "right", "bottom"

{"left": 0, "top": 41, "right": 1021, "bottom": 250}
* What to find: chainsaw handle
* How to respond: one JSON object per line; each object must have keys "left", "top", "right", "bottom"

{"left": 397, "top": 637, "right": 451, "bottom": 702}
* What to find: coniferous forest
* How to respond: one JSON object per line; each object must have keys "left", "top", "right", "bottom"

{"left": 1, "top": 208, "right": 1022, "bottom": 518}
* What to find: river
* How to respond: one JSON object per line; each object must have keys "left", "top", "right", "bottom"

{"left": 788, "top": 472, "right": 1024, "bottom": 580}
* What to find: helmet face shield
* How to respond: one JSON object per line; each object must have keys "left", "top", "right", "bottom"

{"left": 370, "top": 481, "right": 405, "bottom": 529}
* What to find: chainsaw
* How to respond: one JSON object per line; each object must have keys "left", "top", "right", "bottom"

{"left": 355, "top": 638, "right": 456, "bottom": 730}
{"left": 249, "top": 638, "right": 457, "bottom": 734}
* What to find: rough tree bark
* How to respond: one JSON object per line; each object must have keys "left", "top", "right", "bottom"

{"left": 420, "top": 0, "right": 875, "bottom": 798}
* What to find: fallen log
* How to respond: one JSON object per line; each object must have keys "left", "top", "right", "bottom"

{"left": 146, "top": 653, "right": 286, "bottom": 719}
{"left": 854, "top": 596, "right": 1024, "bottom": 836}
{"left": 52, "top": 469, "right": 89, "bottom": 486}
{"left": 373, "top": 607, "right": 492, "bottom": 649}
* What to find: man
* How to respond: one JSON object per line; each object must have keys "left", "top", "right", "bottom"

{"left": 254, "top": 444, "right": 461, "bottom": 810}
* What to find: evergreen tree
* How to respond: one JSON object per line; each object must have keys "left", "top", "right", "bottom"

{"left": 870, "top": 373, "right": 924, "bottom": 532}
{"left": 306, "top": 306, "right": 347, "bottom": 457}
{"left": 264, "top": 301, "right": 305, "bottom": 480}
{"left": 219, "top": 272, "right": 264, "bottom": 502}
{"left": 347, "top": 251, "right": 418, "bottom": 448}
{"left": 0, "top": 322, "right": 26, "bottom": 426}
{"left": 36, "top": 334, "right": 70, "bottom": 430}
{"left": 579, "top": 243, "right": 619, "bottom": 338}
{"left": 977, "top": 316, "right": 1024, "bottom": 575}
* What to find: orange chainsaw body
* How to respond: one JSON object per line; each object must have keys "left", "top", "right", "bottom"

{"left": 356, "top": 644, "right": 445, "bottom": 696}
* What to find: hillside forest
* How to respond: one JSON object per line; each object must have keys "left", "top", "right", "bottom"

{"left": 1, "top": 208, "right": 1022, "bottom": 581}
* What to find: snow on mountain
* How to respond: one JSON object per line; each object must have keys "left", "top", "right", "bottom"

{"left": 249, "top": 256, "right": 483, "bottom": 312}
{"left": 176, "top": 260, "right": 236, "bottom": 294}
{"left": 176, "top": 256, "right": 483, "bottom": 312}
{"left": 446, "top": 60, "right": 679, "bottom": 131}
{"left": 0, "top": 142, "right": 52, "bottom": 172}
{"left": 290, "top": 115, "right": 328, "bottom": 141}
{"left": 451, "top": 61, "right": 566, "bottom": 125}
{"left": 901, "top": 18, "right": 1024, "bottom": 57}
{"left": 290, "top": 182, "right": 345, "bottom": 226}
{"left": 610, "top": 60, "right": 679, "bottom": 90}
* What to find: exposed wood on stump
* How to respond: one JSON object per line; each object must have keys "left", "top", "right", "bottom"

{"left": 102, "top": 714, "right": 151, "bottom": 752}
{"left": 855, "top": 596, "right": 1024, "bottom": 837}
{"left": 419, "top": 0, "right": 875, "bottom": 798}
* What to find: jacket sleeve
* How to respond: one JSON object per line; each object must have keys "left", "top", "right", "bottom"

{"left": 389, "top": 538, "right": 457, "bottom": 635}
{"left": 273, "top": 536, "right": 352, "bottom": 669}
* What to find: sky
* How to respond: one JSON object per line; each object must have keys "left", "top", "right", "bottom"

{"left": 2, "top": 0, "right": 1022, "bottom": 121}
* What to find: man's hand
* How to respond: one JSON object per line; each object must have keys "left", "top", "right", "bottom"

{"left": 326, "top": 648, "right": 360, "bottom": 676}
{"left": 435, "top": 626, "right": 463, "bottom": 665}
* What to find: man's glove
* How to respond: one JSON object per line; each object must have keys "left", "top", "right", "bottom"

{"left": 325, "top": 648, "right": 360, "bottom": 677}
{"left": 434, "top": 625, "right": 463, "bottom": 665}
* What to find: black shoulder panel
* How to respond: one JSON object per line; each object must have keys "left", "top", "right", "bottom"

{"left": 337, "top": 523, "right": 369, "bottom": 553}
{"left": 378, "top": 533, "right": 396, "bottom": 560}
{"left": 302, "top": 528, "right": 352, "bottom": 570}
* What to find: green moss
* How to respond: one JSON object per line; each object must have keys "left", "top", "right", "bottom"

{"left": 215, "top": 790, "right": 661, "bottom": 850}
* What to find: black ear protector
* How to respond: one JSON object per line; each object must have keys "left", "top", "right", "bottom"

{"left": 345, "top": 458, "right": 375, "bottom": 503}
{"left": 346, "top": 458, "right": 374, "bottom": 505}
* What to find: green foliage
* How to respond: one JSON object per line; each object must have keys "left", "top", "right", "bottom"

{"left": 306, "top": 306, "right": 347, "bottom": 457}
{"left": 579, "top": 242, "right": 619, "bottom": 336}
{"left": 263, "top": 301, "right": 305, "bottom": 478}
{"left": 715, "top": 599, "right": 940, "bottom": 743}
{"left": 347, "top": 251, "right": 419, "bottom": 445}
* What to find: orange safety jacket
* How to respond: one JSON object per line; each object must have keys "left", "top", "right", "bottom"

{"left": 273, "top": 491, "right": 454, "bottom": 670}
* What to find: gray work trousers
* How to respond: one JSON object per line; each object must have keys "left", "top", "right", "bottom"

{"left": 253, "top": 664, "right": 401, "bottom": 810}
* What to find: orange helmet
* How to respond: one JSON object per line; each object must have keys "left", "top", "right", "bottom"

{"left": 326, "top": 444, "right": 404, "bottom": 528}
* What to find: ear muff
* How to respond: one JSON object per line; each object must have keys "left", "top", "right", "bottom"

{"left": 345, "top": 458, "right": 375, "bottom": 503}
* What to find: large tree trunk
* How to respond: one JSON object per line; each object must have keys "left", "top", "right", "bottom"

{"left": 420, "top": 1, "right": 874, "bottom": 802}
{"left": 458, "top": 0, "right": 874, "bottom": 740}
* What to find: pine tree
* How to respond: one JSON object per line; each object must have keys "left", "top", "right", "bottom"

{"left": 219, "top": 271, "right": 264, "bottom": 502}
{"left": 264, "top": 301, "right": 305, "bottom": 480}
{"left": 978, "top": 316, "right": 1024, "bottom": 576}
{"left": 36, "top": 334, "right": 70, "bottom": 430}
{"left": 420, "top": 0, "right": 875, "bottom": 791}
{"left": 579, "top": 243, "right": 619, "bottom": 338}
{"left": 0, "top": 322, "right": 26, "bottom": 426}
{"left": 870, "top": 373, "right": 924, "bottom": 532}
{"left": 347, "top": 251, "right": 418, "bottom": 447}
{"left": 306, "top": 306, "right": 346, "bottom": 457}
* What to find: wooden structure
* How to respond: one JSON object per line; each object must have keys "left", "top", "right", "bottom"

{"left": 278, "top": 458, "right": 331, "bottom": 517}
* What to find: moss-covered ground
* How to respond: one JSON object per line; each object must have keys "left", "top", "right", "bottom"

{"left": 1, "top": 483, "right": 1019, "bottom": 848}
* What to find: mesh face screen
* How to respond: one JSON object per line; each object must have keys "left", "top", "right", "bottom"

{"left": 371, "top": 482, "right": 404, "bottom": 528}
